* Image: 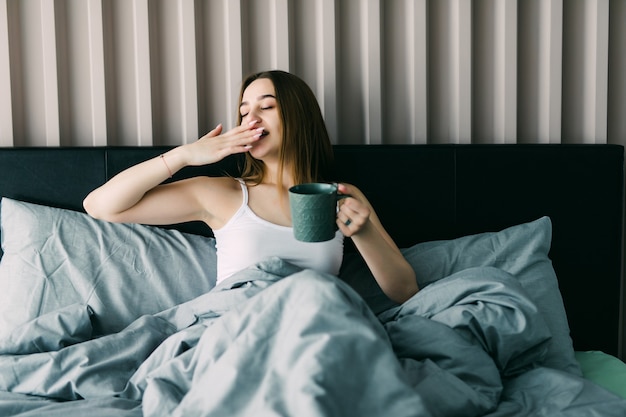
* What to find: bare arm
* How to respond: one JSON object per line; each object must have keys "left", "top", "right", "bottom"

{"left": 336, "top": 183, "right": 418, "bottom": 304}
{"left": 83, "top": 122, "right": 264, "bottom": 226}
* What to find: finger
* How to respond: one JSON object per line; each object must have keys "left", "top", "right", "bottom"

{"left": 336, "top": 214, "right": 357, "bottom": 237}
{"left": 217, "top": 120, "right": 259, "bottom": 139}
{"left": 231, "top": 121, "right": 264, "bottom": 138}
{"left": 238, "top": 128, "right": 264, "bottom": 149}
{"left": 224, "top": 122, "right": 255, "bottom": 139}
{"left": 336, "top": 217, "right": 351, "bottom": 235}
{"left": 201, "top": 131, "right": 258, "bottom": 159}
{"left": 337, "top": 205, "right": 361, "bottom": 231}
{"left": 338, "top": 210, "right": 360, "bottom": 230}
{"left": 341, "top": 200, "right": 370, "bottom": 225}
{"left": 338, "top": 198, "right": 360, "bottom": 217}
{"left": 198, "top": 124, "right": 222, "bottom": 141}
{"left": 236, "top": 119, "right": 260, "bottom": 134}
{"left": 337, "top": 183, "right": 351, "bottom": 196}
{"left": 216, "top": 125, "right": 263, "bottom": 149}
{"left": 336, "top": 210, "right": 350, "bottom": 225}
{"left": 208, "top": 123, "right": 223, "bottom": 137}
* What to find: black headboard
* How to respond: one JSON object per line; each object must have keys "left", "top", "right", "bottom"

{"left": 0, "top": 144, "right": 623, "bottom": 357}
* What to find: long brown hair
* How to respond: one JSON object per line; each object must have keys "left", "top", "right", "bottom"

{"left": 237, "top": 70, "right": 334, "bottom": 189}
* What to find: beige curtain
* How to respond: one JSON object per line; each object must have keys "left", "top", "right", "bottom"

{"left": 0, "top": 0, "right": 625, "bottom": 147}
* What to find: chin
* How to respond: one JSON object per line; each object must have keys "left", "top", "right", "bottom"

{"left": 248, "top": 146, "right": 268, "bottom": 160}
{"left": 248, "top": 143, "right": 275, "bottom": 159}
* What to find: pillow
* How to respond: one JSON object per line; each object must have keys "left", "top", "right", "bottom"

{"left": 340, "top": 216, "right": 581, "bottom": 376}
{"left": 0, "top": 198, "right": 217, "bottom": 336}
{"left": 0, "top": 303, "right": 94, "bottom": 354}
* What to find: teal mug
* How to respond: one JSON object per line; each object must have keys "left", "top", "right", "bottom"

{"left": 289, "top": 183, "right": 348, "bottom": 242}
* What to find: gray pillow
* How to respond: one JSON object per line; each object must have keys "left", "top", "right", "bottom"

{"left": 340, "top": 216, "right": 581, "bottom": 376}
{"left": 0, "top": 303, "right": 94, "bottom": 354}
{"left": 0, "top": 198, "right": 217, "bottom": 336}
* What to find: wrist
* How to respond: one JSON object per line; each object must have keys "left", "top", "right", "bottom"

{"left": 159, "top": 155, "right": 173, "bottom": 178}
{"left": 160, "top": 147, "right": 189, "bottom": 175}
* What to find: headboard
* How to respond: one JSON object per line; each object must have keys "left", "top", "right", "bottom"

{"left": 0, "top": 144, "right": 623, "bottom": 357}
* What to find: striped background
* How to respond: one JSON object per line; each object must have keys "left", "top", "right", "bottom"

{"left": 0, "top": 0, "right": 625, "bottom": 148}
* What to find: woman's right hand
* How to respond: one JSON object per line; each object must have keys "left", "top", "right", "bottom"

{"left": 182, "top": 120, "right": 264, "bottom": 166}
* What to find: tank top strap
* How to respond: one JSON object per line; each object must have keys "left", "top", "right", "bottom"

{"left": 236, "top": 178, "right": 248, "bottom": 205}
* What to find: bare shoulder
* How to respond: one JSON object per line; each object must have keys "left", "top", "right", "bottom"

{"left": 182, "top": 175, "right": 241, "bottom": 192}
{"left": 185, "top": 176, "right": 244, "bottom": 228}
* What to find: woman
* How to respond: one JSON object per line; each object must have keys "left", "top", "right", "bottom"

{"left": 84, "top": 70, "right": 417, "bottom": 303}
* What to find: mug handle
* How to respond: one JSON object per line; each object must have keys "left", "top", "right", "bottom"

{"left": 332, "top": 182, "right": 351, "bottom": 200}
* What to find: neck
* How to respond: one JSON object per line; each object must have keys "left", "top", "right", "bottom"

{"left": 263, "top": 162, "right": 294, "bottom": 188}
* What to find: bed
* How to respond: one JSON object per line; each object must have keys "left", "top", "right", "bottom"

{"left": 0, "top": 144, "right": 624, "bottom": 416}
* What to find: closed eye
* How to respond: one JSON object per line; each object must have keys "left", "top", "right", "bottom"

{"left": 239, "top": 94, "right": 276, "bottom": 118}
{"left": 240, "top": 107, "right": 271, "bottom": 118}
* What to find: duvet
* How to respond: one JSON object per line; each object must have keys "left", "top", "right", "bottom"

{"left": 0, "top": 257, "right": 624, "bottom": 417}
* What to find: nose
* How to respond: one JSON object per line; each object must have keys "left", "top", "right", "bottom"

{"left": 246, "top": 108, "right": 261, "bottom": 122}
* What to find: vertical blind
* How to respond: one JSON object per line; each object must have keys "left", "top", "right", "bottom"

{"left": 0, "top": 0, "right": 625, "bottom": 147}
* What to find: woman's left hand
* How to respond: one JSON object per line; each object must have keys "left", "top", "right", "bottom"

{"left": 336, "top": 183, "right": 371, "bottom": 237}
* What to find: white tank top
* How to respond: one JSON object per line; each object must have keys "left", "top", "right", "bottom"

{"left": 213, "top": 179, "right": 344, "bottom": 284}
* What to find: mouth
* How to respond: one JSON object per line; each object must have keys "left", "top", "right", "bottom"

{"left": 246, "top": 129, "right": 268, "bottom": 150}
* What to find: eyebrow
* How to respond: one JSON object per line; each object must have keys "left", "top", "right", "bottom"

{"left": 239, "top": 94, "right": 276, "bottom": 108}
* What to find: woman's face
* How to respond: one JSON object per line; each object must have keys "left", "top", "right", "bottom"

{"left": 239, "top": 78, "right": 283, "bottom": 162}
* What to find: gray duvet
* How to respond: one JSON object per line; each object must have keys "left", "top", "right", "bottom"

{"left": 0, "top": 257, "right": 625, "bottom": 417}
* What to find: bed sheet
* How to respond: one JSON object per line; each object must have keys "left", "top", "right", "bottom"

{"left": 575, "top": 350, "right": 626, "bottom": 399}
{"left": 0, "top": 258, "right": 625, "bottom": 417}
